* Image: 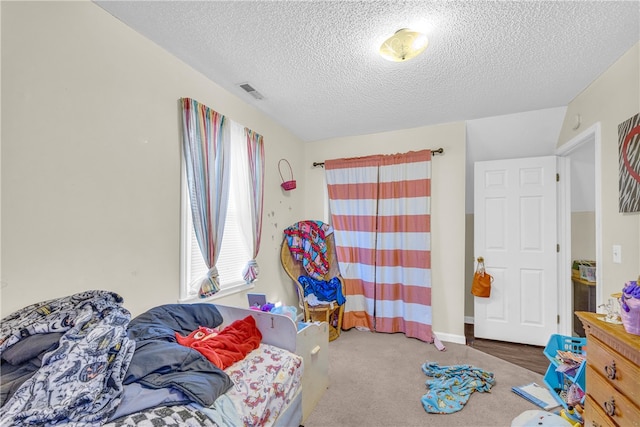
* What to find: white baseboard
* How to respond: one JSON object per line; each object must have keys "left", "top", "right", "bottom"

{"left": 433, "top": 331, "right": 466, "bottom": 345}
{"left": 464, "top": 316, "right": 474, "bottom": 324}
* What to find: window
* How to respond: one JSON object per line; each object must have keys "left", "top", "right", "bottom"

{"left": 180, "top": 120, "right": 252, "bottom": 301}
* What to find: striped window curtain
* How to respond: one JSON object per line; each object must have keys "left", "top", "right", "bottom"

{"left": 325, "top": 156, "right": 380, "bottom": 331}
{"left": 325, "top": 150, "right": 433, "bottom": 342}
{"left": 238, "top": 128, "right": 265, "bottom": 282}
{"left": 180, "top": 98, "right": 231, "bottom": 297}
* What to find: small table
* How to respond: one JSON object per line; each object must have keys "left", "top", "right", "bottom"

{"left": 306, "top": 302, "right": 343, "bottom": 341}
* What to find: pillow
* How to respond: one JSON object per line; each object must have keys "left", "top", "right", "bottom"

{"left": 2, "top": 332, "right": 64, "bottom": 365}
{"left": 128, "top": 304, "right": 223, "bottom": 342}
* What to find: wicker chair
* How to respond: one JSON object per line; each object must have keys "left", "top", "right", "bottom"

{"left": 280, "top": 232, "right": 345, "bottom": 341}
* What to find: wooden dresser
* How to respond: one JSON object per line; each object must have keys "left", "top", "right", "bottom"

{"left": 576, "top": 311, "right": 640, "bottom": 427}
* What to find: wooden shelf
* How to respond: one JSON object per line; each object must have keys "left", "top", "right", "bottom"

{"left": 572, "top": 276, "right": 596, "bottom": 286}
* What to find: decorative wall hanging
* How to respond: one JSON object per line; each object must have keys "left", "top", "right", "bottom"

{"left": 278, "top": 159, "right": 296, "bottom": 191}
{"left": 618, "top": 113, "right": 640, "bottom": 213}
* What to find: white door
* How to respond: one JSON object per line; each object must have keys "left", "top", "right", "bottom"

{"left": 474, "top": 156, "right": 558, "bottom": 346}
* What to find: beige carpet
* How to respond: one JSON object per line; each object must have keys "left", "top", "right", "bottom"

{"left": 304, "top": 328, "right": 548, "bottom": 427}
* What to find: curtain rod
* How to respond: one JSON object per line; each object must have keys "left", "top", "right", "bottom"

{"left": 312, "top": 147, "right": 444, "bottom": 168}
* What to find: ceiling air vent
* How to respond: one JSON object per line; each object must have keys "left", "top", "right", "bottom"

{"left": 238, "top": 83, "right": 264, "bottom": 100}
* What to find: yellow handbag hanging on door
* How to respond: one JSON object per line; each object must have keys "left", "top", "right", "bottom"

{"left": 471, "top": 257, "right": 492, "bottom": 298}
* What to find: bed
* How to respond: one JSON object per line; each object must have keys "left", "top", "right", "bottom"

{"left": 0, "top": 290, "right": 325, "bottom": 426}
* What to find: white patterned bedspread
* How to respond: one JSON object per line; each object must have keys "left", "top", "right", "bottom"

{"left": 221, "top": 343, "right": 303, "bottom": 427}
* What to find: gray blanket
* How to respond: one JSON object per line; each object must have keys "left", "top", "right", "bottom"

{"left": 103, "top": 304, "right": 234, "bottom": 424}
{"left": 121, "top": 304, "right": 233, "bottom": 408}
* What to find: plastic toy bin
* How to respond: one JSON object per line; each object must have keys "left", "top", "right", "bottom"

{"left": 543, "top": 364, "right": 586, "bottom": 409}
{"left": 543, "top": 334, "right": 586, "bottom": 365}
{"left": 543, "top": 334, "right": 587, "bottom": 409}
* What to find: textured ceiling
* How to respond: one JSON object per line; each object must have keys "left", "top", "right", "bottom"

{"left": 95, "top": 1, "right": 639, "bottom": 143}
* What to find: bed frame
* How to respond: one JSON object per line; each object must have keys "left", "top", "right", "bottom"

{"left": 212, "top": 304, "right": 329, "bottom": 424}
{"left": 214, "top": 304, "right": 298, "bottom": 352}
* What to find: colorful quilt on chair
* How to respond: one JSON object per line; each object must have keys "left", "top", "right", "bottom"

{"left": 284, "top": 220, "right": 333, "bottom": 280}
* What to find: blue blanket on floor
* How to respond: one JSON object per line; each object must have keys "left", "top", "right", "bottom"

{"left": 421, "top": 362, "right": 495, "bottom": 414}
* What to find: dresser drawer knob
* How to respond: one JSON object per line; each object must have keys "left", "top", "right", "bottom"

{"left": 603, "top": 398, "right": 616, "bottom": 417}
{"left": 604, "top": 361, "right": 617, "bottom": 380}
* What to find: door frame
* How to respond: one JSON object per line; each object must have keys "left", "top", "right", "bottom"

{"left": 555, "top": 122, "right": 602, "bottom": 336}
{"left": 474, "top": 156, "right": 560, "bottom": 345}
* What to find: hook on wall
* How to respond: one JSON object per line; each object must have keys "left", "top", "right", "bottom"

{"left": 572, "top": 114, "right": 582, "bottom": 130}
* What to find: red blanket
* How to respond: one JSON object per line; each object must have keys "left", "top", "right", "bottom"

{"left": 176, "top": 315, "right": 262, "bottom": 369}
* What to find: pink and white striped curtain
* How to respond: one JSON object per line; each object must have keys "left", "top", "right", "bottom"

{"left": 325, "top": 150, "right": 433, "bottom": 342}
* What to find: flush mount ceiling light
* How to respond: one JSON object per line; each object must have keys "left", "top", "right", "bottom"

{"left": 379, "top": 28, "right": 428, "bottom": 62}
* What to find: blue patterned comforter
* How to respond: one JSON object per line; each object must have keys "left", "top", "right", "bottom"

{"left": 0, "top": 291, "right": 134, "bottom": 426}
{"left": 1, "top": 294, "right": 236, "bottom": 426}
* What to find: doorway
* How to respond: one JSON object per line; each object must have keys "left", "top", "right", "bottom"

{"left": 556, "top": 122, "right": 602, "bottom": 337}
{"left": 473, "top": 156, "right": 559, "bottom": 346}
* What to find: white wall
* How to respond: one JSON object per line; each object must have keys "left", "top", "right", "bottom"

{"left": 465, "top": 107, "right": 567, "bottom": 213}
{"left": 462, "top": 107, "right": 567, "bottom": 318}
{"left": 1, "top": 1, "right": 306, "bottom": 317}
{"left": 303, "top": 122, "right": 467, "bottom": 340}
{"left": 572, "top": 212, "right": 596, "bottom": 261}
{"left": 557, "top": 42, "right": 640, "bottom": 301}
